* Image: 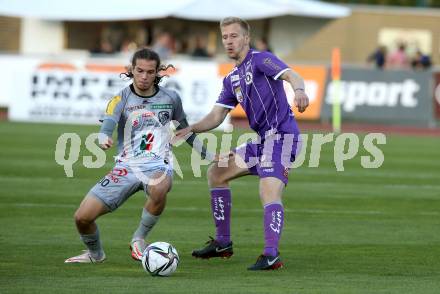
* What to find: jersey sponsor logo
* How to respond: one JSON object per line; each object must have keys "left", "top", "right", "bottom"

{"left": 131, "top": 111, "right": 156, "bottom": 127}
{"left": 263, "top": 57, "right": 282, "bottom": 72}
{"left": 104, "top": 167, "right": 128, "bottom": 184}
{"left": 133, "top": 150, "right": 161, "bottom": 160}
{"left": 140, "top": 133, "right": 154, "bottom": 151}
{"left": 105, "top": 95, "right": 121, "bottom": 115}
{"left": 151, "top": 104, "right": 173, "bottom": 110}
{"left": 158, "top": 111, "right": 170, "bottom": 125}
{"left": 112, "top": 168, "right": 128, "bottom": 176}
{"left": 231, "top": 74, "right": 240, "bottom": 82}
{"left": 245, "top": 72, "right": 253, "bottom": 85}
{"left": 126, "top": 105, "right": 146, "bottom": 112}
{"left": 234, "top": 87, "right": 244, "bottom": 103}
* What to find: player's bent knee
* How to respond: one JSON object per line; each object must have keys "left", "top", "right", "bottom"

{"left": 74, "top": 212, "right": 93, "bottom": 227}
{"left": 148, "top": 187, "right": 168, "bottom": 204}
{"left": 207, "top": 166, "right": 223, "bottom": 187}
{"left": 74, "top": 208, "right": 97, "bottom": 226}
{"left": 207, "top": 164, "right": 217, "bottom": 181}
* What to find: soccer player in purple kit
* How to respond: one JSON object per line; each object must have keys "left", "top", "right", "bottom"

{"left": 175, "top": 17, "right": 309, "bottom": 270}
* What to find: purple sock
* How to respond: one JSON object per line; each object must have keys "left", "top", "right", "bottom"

{"left": 263, "top": 202, "right": 284, "bottom": 257}
{"left": 210, "top": 188, "right": 231, "bottom": 245}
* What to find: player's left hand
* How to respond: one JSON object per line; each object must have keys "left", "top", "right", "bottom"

{"left": 100, "top": 137, "right": 113, "bottom": 150}
{"left": 293, "top": 89, "right": 309, "bottom": 113}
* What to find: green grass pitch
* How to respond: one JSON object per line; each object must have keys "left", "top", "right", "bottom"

{"left": 0, "top": 121, "right": 439, "bottom": 293}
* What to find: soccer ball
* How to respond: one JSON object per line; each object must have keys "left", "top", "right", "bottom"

{"left": 141, "top": 242, "right": 179, "bottom": 277}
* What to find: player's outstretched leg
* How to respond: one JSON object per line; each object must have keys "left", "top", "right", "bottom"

{"left": 192, "top": 154, "right": 249, "bottom": 259}
{"left": 192, "top": 187, "right": 233, "bottom": 259}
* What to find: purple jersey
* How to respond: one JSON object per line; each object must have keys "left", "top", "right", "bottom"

{"left": 216, "top": 49, "right": 300, "bottom": 138}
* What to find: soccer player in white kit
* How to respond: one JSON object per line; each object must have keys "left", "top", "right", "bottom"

{"left": 65, "top": 48, "right": 208, "bottom": 263}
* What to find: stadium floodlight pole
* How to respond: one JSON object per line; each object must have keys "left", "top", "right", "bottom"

{"left": 331, "top": 47, "right": 341, "bottom": 134}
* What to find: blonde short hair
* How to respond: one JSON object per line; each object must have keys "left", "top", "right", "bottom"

{"left": 220, "top": 17, "right": 250, "bottom": 36}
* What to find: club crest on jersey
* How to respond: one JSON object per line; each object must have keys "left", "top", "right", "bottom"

{"left": 234, "top": 87, "right": 244, "bottom": 103}
{"left": 158, "top": 111, "right": 170, "bottom": 125}
{"left": 245, "top": 72, "right": 253, "bottom": 85}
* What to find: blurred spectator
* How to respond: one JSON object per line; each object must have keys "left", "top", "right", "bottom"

{"left": 255, "top": 37, "right": 272, "bottom": 52}
{"left": 120, "top": 39, "right": 138, "bottom": 54}
{"left": 90, "top": 39, "right": 115, "bottom": 54}
{"left": 367, "top": 45, "right": 387, "bottom": 69}
{"left": 411, "top": 50, "right": 432, "bottom": 70}
{"left": 152, "top": 32, "right": 174, "bottom": 60}
{"left": 191, "top": 36, "right": 211, "bottom": 58}
{"left": 387, "top": 43, "right": 409, "bottom": 69}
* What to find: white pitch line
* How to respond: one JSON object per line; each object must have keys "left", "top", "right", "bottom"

{"left": 7, "top": 203, "right": 440, "bottom": 216}
{"left": 3, "top": 177, "right": 438, "bottom": 191}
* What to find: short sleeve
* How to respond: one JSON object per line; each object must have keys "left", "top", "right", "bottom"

{"left": 255, "top": 51, "right": 291, "bottom": 80}
{"left": 172, "top": 92, "right": 187, "bottom": 123}
{"left": 215, "top": 76, "right": 238, "bottom": 109}
{"left": 103, "top": 92, "right": 124, "bottom": 123}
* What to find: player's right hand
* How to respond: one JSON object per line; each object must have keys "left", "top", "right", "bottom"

{"left": 293, "top": 89, "right": 309, "bottom": 113}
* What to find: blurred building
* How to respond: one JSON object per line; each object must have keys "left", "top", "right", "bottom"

{"left": 0, "top": 0, "right": 350, "bottom": 59}
{"left": 286, "top": 5, "right": 440, "bottom": 65}
{"left": 1, "top": 2, "right": 440, "bottom": 67}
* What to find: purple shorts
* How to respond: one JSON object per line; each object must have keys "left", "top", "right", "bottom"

{"left": 234, "top": 133, "right": 300, "bottom": 185}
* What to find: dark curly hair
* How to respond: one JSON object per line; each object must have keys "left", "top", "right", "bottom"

{"left": 120, "top": 48, "right": 174, "bottom": 86}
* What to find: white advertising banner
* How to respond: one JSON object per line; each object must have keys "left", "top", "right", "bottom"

{"left": 4, "top": 56, "right": 227, "bottom": 126}
{"left": 10, "top": 67, "right": 128, "bottom": 124}
{"left": 164, "top": 60, "right": 224, "bottom": 124}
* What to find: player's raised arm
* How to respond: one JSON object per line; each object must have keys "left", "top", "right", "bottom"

{"left": 280, "top": 70, "right": 309, "bottom": 113}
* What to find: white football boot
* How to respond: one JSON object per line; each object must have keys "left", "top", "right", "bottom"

{"left": 64, "top": 250, "right": 106, "bottom": 263}
{"left": 130, "top": 239, "right": 147, "bottom": 261}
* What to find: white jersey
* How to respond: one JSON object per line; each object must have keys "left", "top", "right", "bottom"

{"left": 103, "top": 84, "right": 186, "bottom": 164}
